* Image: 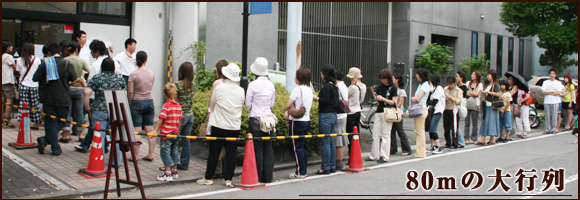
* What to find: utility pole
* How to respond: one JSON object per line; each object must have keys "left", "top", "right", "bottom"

{"left": 241, "top": 2, "right": 250, "bottom": 91}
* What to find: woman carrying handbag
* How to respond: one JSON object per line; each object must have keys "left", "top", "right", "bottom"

{"left": 365, "top": 69, "right": 398, "bottom": 163}
{"left": 284, "top": 67, "right": 313, "bottom": 179}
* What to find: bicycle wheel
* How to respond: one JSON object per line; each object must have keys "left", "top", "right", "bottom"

{"left": 530, "top": 114, "right": 540, "bottom": 129}
{"left": 367, "top": 111, "right": 376, "bottom": 135}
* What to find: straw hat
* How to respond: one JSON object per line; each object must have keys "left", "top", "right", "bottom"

{"left": 250, "top": 57, "right": 269, "bottom": 76}
{"left": 346, "top": 67, "right": 363, "bottom": 79}
{"left": 221, "top": 63, "right": 241, "bottom": 82}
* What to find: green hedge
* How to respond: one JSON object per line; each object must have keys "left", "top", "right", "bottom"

{"left": 191, "top": 83, "right": 320, "bottom": 152}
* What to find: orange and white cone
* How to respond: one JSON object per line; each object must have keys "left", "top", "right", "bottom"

{"left": 9, "top": 102, "right": 37, "bottom": 149}
{"left": 235, "top": 133, "right": 269, "bottom": 190}
{"left": 78, "top": 122, "right": 112, "bottom": 179}
{"left": 343, "top": 126, "right": 370, "bottom": 173}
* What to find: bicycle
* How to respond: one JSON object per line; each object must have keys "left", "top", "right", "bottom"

{"left": 529, "top": 104, "right": 541, "bottom": 129}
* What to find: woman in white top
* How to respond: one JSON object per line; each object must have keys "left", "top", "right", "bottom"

{"left": 197, "top": 63, "right": 245, "bottom": 187}
{"left": 284, "top": 67, "right": 314, "bottom": 179}
{"left": 334, "top": 69, "right": 349, "bottom": 169}
{"left": 205, "top": 59, "right": 228, "bottom": 176}
{"left": 245, "top": 57, "right": 276, "bottom": 183}
{"left": 346, "top": 67, "right": 366, "bottom": 159}
{"left": 16, "top": 43, "right": 42, "bottom": 129}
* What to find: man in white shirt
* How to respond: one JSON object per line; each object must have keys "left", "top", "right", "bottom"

{"left": 542, "top": 69, "right": 566, "bottom": 134}
{"left": 75, "top": 30, "right": 93, "bottom": 66}
{"left": 114, "top": 38, "right": 138, "bottom": 85}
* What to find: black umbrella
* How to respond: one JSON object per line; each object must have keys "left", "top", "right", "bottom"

{"left": 504, "top": 72, "right": 529, "bottom": 92}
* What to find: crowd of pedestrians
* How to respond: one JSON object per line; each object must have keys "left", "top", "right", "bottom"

{"left": 2, "top": 31, "right": 578, "bottom": 188}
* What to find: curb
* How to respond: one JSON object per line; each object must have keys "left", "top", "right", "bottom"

{"left": 17, "top": 129, "right": 564, "bottom": 199}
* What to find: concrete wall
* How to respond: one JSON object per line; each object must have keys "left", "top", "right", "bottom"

{"left": 170, "top": 2, "right": 200, "bottom": 82}
{"left": 132, "top": 2, "right": 167, "bottom": 117}
{"left": 205, "top": 2, "right": 279, "bottom": 71}
{"left": 392, "top": 2, "right": 535, "bottom": 107}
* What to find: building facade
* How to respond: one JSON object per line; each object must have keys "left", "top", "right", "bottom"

{"left": 4, "top": 2, "right": 555, "bottom": 113}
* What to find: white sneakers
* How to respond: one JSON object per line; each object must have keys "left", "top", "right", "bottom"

{"left": 196, "top": 178, "right": 214, "bottom": 185}
{"left": 196, "top": 178, "right": 234, "bottom": 187}
{"left": 157, "top": 173, "right": 174, "bottom": 182}
{"left": 157, "top": 171, "right": 179, "bottom": 182}
{"left": 289, "top": 172, "right": 307, "bottom": 179}
{"left": 224, "top": 180, "right": 234, "bottom": 188}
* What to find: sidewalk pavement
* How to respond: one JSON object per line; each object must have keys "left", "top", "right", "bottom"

{"left": 1, "top": 115, "right": 553, "bottom": 199}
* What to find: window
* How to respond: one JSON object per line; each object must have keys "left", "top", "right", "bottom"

{"left": 519, "top": 39, "right": 524, "bottom": 75}
{"left": 508, "top": 37, "right": 514, "bottom": 72}
{"left": 497, "top": 36, "right": 503, "bottom": 75}
{"left": 471, "top": 31, "right": 478, "bottom": 57}
{"left": 485, "top": 33, "right": 491, "bottom": 67}
{"left": 2, "top": 2, "right": 76, "bottom": 14}
{"left": 536, "top": 79, "right": 547, "bottom": 86}
{"left": 82, "top": 2, "right": 127, "bottom": 16}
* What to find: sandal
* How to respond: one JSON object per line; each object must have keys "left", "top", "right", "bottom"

{"left": 59, "top": 138, "right": 72, "bottom": 143}
{"left": 142, "top": 157, "right": 154, "bottom": 162}
{"left": 475, "top": 141, "right": 485, "bottom": 146}
{"left": 487, "top": 141, "right": 495, "bottom": 145}
{"left": 3, "top": 119, "right": 15, "bottom": 128}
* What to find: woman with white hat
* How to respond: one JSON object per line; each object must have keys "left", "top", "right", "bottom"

{"left": 245, "top": 57, "right": 276, "bottom": 183}
{"left": 197, "top": 63, "right": 245, "bottom": 187}
{"left": 346, "top": 67, "right": 366, "bottom": 154}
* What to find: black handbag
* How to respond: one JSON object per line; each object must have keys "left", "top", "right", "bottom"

{"left": 489, "top": 83, "right": 503, "bottom": 110}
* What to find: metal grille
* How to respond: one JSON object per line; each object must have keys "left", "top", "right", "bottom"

{"left": 278, "top": 2, "right": 389, "bottom": 103}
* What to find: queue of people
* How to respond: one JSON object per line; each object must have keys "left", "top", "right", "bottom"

{"left": 2, "top": 32, "right": 577, "bottom": 187}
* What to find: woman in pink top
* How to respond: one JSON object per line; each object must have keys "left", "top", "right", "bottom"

{"left": 128, "top": 51, "right": 156, "bottom": 161}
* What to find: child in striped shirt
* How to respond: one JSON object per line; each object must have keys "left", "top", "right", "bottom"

{"left": 156, "top": 82, "right": 183, "bottom": 182}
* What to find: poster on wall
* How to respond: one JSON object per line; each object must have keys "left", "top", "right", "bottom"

{"left": 34, "top": 44, "right": 44, "bottom": 59}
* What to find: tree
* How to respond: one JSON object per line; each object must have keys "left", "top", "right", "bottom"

{"left": 178, "top": 41, "right": 206, "bottom": 72}
{"left": 459, "top": 53, "right": 489, "bottom": 81}
{"left": 500, "top": 2, "right": 578, "bottom": 71}
{"left": 417, "top": 43, "right": 453, "bottom": 74}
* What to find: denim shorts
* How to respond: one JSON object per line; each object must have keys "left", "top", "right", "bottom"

{"left": 131, "top": 99, "right": 155, "bottom": 127}
{"left": 428, "top": 113, "right": 442, "bottom": 133}
{"left": 500, "top": 111, "right": 512, "bottom": 131}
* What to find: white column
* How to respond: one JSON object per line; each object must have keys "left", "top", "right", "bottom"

{"left": 285, "top": 2, "right": 303, "bottom": 93}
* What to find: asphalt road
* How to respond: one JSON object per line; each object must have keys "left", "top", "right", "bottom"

{"left": 80, "top": 131, "right": 577, "bottom": 199}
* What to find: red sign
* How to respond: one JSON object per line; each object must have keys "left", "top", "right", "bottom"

{"left": 65, "top": 25, "right": 73, "bottom": 34}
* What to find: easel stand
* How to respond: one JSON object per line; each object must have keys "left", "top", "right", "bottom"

{"left": 103, "top": 92, "right": 146, "bottom": 199}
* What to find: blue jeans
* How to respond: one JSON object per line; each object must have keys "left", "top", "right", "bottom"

{"left": 457, "top": 128, "right": 465, "bottom": 146}
{"left": 500, "top": 111, "right": 512, "bottom": 131}
{"left": 160, "top": 138, "right": 180, "bottom": 167}
{"left": 43, "top": 105, "right": 69, "bottom": 155}
{"left": 80, "top": 111, "right": 122, "bottom": 165}
{"left": 319, "top": 113, "right": 337, "bottom": 171}
{"left": 179, "top": 116, "right": 194, "bottom": 169}
{"left": 65, "top": 88, "right": 85, "bottom": 135}
{"left": 289, "top": 120, "right": 310, "bottom": 175}
{"left": 130, "top": 99, "right": 155, "bottom": 127}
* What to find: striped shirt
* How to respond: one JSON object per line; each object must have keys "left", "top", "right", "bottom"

{"left": 159, "top": 100, "right": 183, "bottom": 140}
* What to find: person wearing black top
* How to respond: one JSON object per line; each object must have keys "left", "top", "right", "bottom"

{"left": 456, "top": 71, "right": 468, "bottom": 148}
{"left": 314, "top": 64, "right": 339, "bottom": 175}
{"left": 365, "top": 69, "right": 398, "bottom": 163}
{"left": 32, "top": 43, "right": 77, "bottom": 156}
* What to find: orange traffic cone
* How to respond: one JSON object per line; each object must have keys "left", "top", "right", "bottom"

{"left": 78, "top": 122, "right": 112, "bottom": 179}
{"left": 343, "top": 126, "right": 370, "bottom": 173}
{"left": 9, "top": 102, "right": 37, "bottom": 150}
{"left": 234, "top": 133, "right": 269, "bottom": 190}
